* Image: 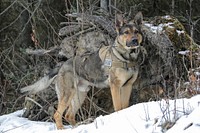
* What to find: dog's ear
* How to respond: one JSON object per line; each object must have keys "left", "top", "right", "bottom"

{"left": 115, "top": 14, "right": 124, "bottom": 33}
{"left": 134, "top": 12, "right": 143, "bottom": 26}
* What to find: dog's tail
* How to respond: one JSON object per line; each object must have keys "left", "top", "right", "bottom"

{"left": 20, "top": 75, "right": 57, "bottom": 94}
{"left": 20, "top": 63, "right": 62, "bottom": 94}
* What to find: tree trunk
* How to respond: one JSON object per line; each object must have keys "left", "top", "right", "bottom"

{"left": 100, "top": 0, "right": 108, "bottom": 11}
{"left": 17, "top": 9, "right": 32, "bottom": 47}
{"left": 171, "top": 0, "right": 175, "bottom": 15}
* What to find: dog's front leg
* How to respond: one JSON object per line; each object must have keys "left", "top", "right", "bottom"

{"left": 110, "top": 76, "right": 134, "bottom": 111}
{"left": 109, "top": 69, "right": 124, "bottom": 111}
{"left": 119, "top": 75, "right": 137, "bottom": 109}
{"left": 110, "top": 81, "right": 123, "bottom": 111}
{"left": 109, "top": 68, "right": 138, "bottom": 111}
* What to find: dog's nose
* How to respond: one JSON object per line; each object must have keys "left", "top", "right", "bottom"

{"left": 132, "top": 38, "right": 138, "bottom": 45}
{"left": 126, "top": 38, "right": 139, "bottom": 47}
{"left": 132, "top": 38, "right": 138, "bottom": 46}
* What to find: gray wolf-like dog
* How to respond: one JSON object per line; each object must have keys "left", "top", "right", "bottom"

{"left": 21, "top": 12, "right": 143, "bottom": 129}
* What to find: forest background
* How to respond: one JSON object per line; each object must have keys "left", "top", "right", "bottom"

{"left": 0, "top": 0, "right": 200, "bottom": 120}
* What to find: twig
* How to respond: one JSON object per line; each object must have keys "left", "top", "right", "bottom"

{"left": 59, "top": 25, "right": 90, "bottom": 36}
{"left": 184, "top": 122, "right": 193, "bottom": 130}
{"left": 1, "top": 123, "right": 29, "bottom": 133}
{"left": 25, "top": 96, "right": 49, "bottom": 115}
{"left": 0, "top": 0, "right": 18, "bottom": 16}
{"left": 60, "top": 22, "right": 89, "bottom": 26}
{"left": 65, "top": 26, "right": 96, "bottom": 40}
{"left": 25, "top": 46, "right": 60, "bottom": 56}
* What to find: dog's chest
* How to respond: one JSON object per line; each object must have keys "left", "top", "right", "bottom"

{"left": 99, "top": 46, "right": 139, "bottom": 70}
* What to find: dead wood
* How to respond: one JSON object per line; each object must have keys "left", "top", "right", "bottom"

{"left": 133, "top": 16, "right": 197, "bottom": 101}
{"left": 141, "top": 25, "right": 175, "bottom": 66}
{"left": 59, "top": 25, "right": 90, "bottom": 36}
{"left": 25, "top": 46, "right": 60, "bottom": 56}
{"left": 65, "top": 13, "right": 116, "bottom": 38}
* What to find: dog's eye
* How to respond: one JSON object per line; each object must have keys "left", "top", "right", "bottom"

{"left": 134, "top": 30, "right": 139, "bottom": 34}
{"left": 124, "top": 31, "right": 129, "bottom": 34}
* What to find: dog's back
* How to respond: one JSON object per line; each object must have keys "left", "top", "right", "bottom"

{"left": 74, "top": 52, "right": 108, "bottom": 83}
{"left": 22, "top": 12, "right": 144, "bottom": 129}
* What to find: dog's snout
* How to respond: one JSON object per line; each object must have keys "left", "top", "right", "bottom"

{"left": 126, "top": 38, "right": 139, "bottom": 47}
{"left": 132, "top": 38, "right": 138, "bottom": 44}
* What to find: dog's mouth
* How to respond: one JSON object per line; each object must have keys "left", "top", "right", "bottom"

{"left": 126, "top": 38, "right": 139, "bottom": 47}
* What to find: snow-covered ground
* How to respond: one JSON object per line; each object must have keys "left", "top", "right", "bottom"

{"left": 0, "top": 95, "right": 200, "bottom": 133}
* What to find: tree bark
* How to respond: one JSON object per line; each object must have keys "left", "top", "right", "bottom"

{"left": 100, "top": 0, "right": 108, "bottom": 11}
{"left": 18, "top": 9, "right": 32, "bottom": 47}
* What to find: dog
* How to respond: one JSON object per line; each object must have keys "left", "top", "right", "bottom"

{"left": 21, "top": 12, "right": 143, "bottom": 129}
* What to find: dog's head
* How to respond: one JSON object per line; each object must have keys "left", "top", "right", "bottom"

{"left": 115, "top": 12, "right": 143, "bottom": 50}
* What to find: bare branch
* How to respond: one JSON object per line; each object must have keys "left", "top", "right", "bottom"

{"left": 0, "top": 0, "right": 18, "bottom": 16}
{"left": 25, "top": 46, "right": 60, "bottom": 56}
{"left": 66, "top": 13, "right": 116, "bottom": 38}
{"left": 59, "top": 25, "right": 90, "bottom": 36}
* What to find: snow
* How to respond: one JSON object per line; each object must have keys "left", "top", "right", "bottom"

{"left": 144, "top": 23, "right": 163, "bottom": 33}
{"left": 1, "top": 95, "right": 200, "bottom": 133}
{"left": 176, "top": 30, "right": 185, "bottom": 35}
{"left": 144, "top": 22, "right": 175, "bottom": 34}
{"left": 195, "top": 72, "right": 200, "bottom": 76}
{"left": 178, "top": 50, "right": 190, "bottom": 55}
{"left": 162, "top": 15, "right": 172, "bottom": 20}
{"left": 144, "top": 15, "right": 185, "bottom": 36}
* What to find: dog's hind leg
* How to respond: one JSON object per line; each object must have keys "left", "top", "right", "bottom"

{"left": 64, "top": 91, "right": 77, "bottom": 125}
{"left": 54, "top": 87, "right": 76, "bottom": 129}
{"left": 54, "top": 67, "right": 76, "bottom": 129}
{"left": 54, "top": 95, "right": 71, "bottom": 129}
{"left": 64, "top": 104, "right": 76, "bottom": 125}
{"left": 65, "top": 90, "right": 88, "bottom": 125}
